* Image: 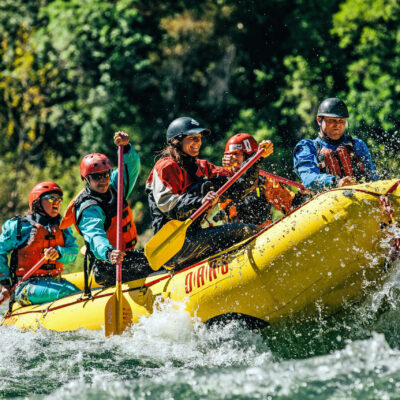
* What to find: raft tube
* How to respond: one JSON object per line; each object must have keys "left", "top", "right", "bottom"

{"left": 2, "top": 179, "right": 400, "bottom": 332}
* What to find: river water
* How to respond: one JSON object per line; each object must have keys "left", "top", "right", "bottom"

{"left": 1, "top": 260, "right": 400, "bottom": 400}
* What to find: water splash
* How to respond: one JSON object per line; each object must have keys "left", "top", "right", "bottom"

{"left": 1, "top": 252, "right": 400, "bottom": 399}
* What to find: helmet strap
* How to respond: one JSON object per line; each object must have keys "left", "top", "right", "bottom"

{"left": 32, "top": 200, "right": 45, "bottom": 215}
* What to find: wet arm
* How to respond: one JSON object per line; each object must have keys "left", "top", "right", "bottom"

{"left": 0, "top": 220, "right": 18, "bottom": 280}
{"left": 57, "top": 227, "right": 79, "bottom": 264}
{"left": 110, "top": 144, "right": 141, "bottom": 198}
{"left": 77, "top": 206, "right": 113, "bottom": 262}
{"left": 294, "top": 141, "right": 337, "bottom": 190}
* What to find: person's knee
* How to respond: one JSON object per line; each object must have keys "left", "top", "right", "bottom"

{"left": 57, "top": 280, "right": 80, "bottom": 298}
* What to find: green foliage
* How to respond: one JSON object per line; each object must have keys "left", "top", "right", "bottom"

{"left": 1, "top": 0, "right": 400, "bottom": 262}
{"left": 332, "top": 0, "right": 400, "bottom": 157}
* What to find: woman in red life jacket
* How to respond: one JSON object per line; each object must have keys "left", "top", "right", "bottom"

{"left": 61, "top": 131, "right": 152, "bottom": 287}
{"left": 0, "top": 182, "right": 79, "bottom": 306}
{"left": 219, "top": 133, "right": 296, "bottom": 227}
{"left": 146, "top": 117, "right": 271, "bottom": 269}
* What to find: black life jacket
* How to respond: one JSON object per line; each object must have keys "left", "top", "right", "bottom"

{"left": 61, "top": 185, "right": 137, "bottom": 252}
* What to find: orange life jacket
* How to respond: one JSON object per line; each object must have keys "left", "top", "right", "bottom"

{"left": 14, "top": 215, "right": 65, "bottom": 277}
{"left": 316, "top": 138, "right": 367, "bottom": 180}
{"left": 217, "top": 175, "right": 294, "bottom": 228}
{"left": 61, "top": 186, "right": 137, "bottom": 252}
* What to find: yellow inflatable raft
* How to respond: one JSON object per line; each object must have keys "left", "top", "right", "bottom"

{"left": 2, "top": 179, "right": 400, "bottom": 333}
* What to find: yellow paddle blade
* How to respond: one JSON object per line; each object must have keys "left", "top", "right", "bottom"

{"left": 145, "top": 219, "right": 193, "bottom": 271}
{"left": 104, "top": 283, "right": 132, "bottom": 337}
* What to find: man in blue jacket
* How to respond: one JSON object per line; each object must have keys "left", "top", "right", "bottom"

{"left": 294, "top": 98, "right": 380, "bottom": 190}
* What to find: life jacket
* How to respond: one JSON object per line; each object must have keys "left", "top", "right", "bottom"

{"left": 315, "top": 138, "right": 368, "bottom": 180}
{"left": 146, "top": 156, "right": 232, "bottom": 233}
{"left": 259, "top": 173, "right": 294, "bottom": 214}
{"left": 61, "top": 186, "right": 137, "bottom": 252}
{"left": 12, "top": 215, "right": 65, "bottom": 278}
{"left": 217, "top": 174, "right": 294, "bottom": 228}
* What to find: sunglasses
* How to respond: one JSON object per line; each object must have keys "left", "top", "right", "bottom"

{"left": 41, "top": 194, "right": 63, "bottom": 204}
{"left": 89, "top": 171, "right": 111, "bottom": 181}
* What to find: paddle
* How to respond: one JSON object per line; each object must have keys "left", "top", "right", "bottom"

{"left": 104, "top": 145, "right": 130, "bottom": 337}
{"left": 0, "top": 256, "right": 47, "bottom": 306}
{"left": 259, "top": 170, "right": 311, "bottom": 193}
{"left": 145, "top": 148, "right": 269, "bottom": 271}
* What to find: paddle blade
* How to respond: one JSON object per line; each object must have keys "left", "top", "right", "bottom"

{"left": 104, "top": 284, "right": 132, "bottom": 337}
{"left": 145, "top": 219, "right": 192, "bottom": 271}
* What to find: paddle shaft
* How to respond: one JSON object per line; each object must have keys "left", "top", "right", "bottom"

{"left": 115, "top": 145, "right": 124, "bottom": 334}
{"left": 0, "top": 256, "right": 47, "bottom": 305}
{"left": 191, "top": 148, "right": 267, "bottom": 222}
{"left": 259, "top": 170, "right": 310, "bottom": 192}
{"left": 116, "top": 145, "right": 124, "bottom": 282}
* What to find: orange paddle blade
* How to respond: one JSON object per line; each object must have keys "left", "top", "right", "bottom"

{"left": 144, "top": 219, "right": 193, "bottom": 271}
{"left": 104, "top": 283, "right": 132, "bottom": 337}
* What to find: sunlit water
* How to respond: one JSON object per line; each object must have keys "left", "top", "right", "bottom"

{"left": 2, "top": 259, "right": 400, "bottom": 399}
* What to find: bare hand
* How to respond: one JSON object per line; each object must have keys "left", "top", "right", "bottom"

{"left": 202, "top": 191, "right": 219, "bottom": 206}
{"left": 259, "top": 140, "right": 273, "bottom": 158}
{"left": 0, "top": 285, "right": 10, "bottom": 303}
{"left": 337, "top": 176, "right": 356, "bottom": 188}
{"left": 114, "top": 131, "right": 130, "bottom": 147}
{"left": 222, "top": 154, "right": 240, "bottom": 172}
{"left": 108, "top": 249, "right": 126, "bottom": 264}
{"left": 44, "top": 247, "right": 60, "bottom": 261}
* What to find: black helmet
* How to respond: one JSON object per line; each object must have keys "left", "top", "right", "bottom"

{"left": 317, "top": 98, "right": 349, "bottom": 118}
{"left": 166, "top": 117, "right": 211, "bottom": 143}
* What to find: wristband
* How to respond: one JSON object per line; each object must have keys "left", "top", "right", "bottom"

{"left": 105, "top": 248, "right": 114, "bottom": 263}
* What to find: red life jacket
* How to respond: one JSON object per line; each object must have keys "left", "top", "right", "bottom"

{"left": 61, "top": 186, "right": 137, "bottom": 252}
{"left": 316, "top": 138, "right": 367, "bottom": 180}
{"left": 14, "top": 215, "right": 65, "bottom": 277}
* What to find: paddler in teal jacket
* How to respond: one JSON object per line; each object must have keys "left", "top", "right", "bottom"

{"left": 61, "top": 131, "right": 152, "bottom": 287}
{"left": 0, "top": 182, "right": 79, "bottom": 306}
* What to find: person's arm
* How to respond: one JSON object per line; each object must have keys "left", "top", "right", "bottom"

{"left": 110, "top": 144, "right": 141, "bottom": 198}
{"left": 77, "top": 204, "right": 113, "bottom": 262}
{"left": 294, "top": 140, "right": 338, "bottom": 190}
{"left": 56, "top": 227, "right": 79, "bottom": 264}
{"left": 0, "top": 219, "right": 19, "bottom": 281}
{"left": 354, "top": 139, "right": 380, "bottom": 181}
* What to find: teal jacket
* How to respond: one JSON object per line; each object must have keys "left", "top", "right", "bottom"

{"left": 0, "top": 214, "right": 78, "bottom": 281}
{"left": 76, "top": 144, "right": 140, "bottom": 262}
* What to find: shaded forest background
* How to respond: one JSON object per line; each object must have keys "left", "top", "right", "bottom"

{"left": 1, "top": 0, "right": 400, "bottom": 239}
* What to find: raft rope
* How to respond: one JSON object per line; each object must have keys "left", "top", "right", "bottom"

{"left": 3, "top": 181, "right": 400, "bottom": 321}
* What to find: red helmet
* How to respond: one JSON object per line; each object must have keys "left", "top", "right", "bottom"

{"left": 80, "top": 153, "right": 112, "bottom": 180}
{"left": 224, "top": 133, "right": 258, "bottom": 155}
{"left": 29, "top": 181, "right": 63, "bottom": 211}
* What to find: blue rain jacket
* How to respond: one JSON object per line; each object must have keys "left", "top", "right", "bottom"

{"left": 294, "top": 135, "right": 380, "bottom": 190}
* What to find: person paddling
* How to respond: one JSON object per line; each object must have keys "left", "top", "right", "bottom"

{"left": 220, "top": 133, "right": 300, "bottom": 227}
{"left": 61, "top": 131, "right": 152, "bottom": 287}
{"left": 294, "top": 97, "right": 380, "bottom": 190}
{"left": 146, "top": 117, "right": 272, "bottom": 269}
{"left": 0, "top": 182, "right": 79, "bottom": 306}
